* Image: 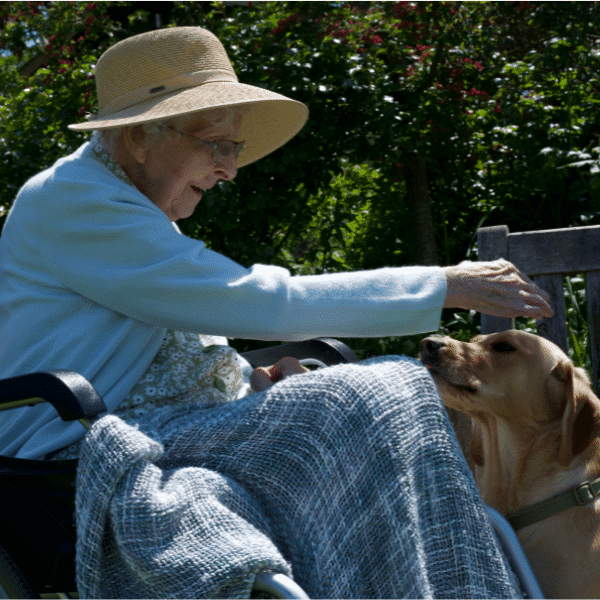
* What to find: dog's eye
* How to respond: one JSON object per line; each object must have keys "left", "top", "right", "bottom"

{"left": 491, "top": 342, "right": 515, "bottom": 352}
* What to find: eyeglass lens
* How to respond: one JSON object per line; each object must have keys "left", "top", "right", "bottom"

{"left": 213, "top": 141, "right": 245, "bottom": 163}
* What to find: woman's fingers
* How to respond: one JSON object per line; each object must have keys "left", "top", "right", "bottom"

{"left": 249, "top": 368, "right": 273, "bottom": 392}
{"left": 271, "top": 356, "right": 310, "bottom": 380}
{"left": 250, "top": 357, "right": 310, "bottom": 392}
{"left": 443, "top": 259, "right": 554, "bottom": 319}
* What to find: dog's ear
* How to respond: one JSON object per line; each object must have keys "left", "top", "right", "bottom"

{"left": 554, "top": 360, "right": 600, "bottom": 467}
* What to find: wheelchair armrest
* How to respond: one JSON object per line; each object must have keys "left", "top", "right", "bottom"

{"left": 241, "top": 338, "right": 359, "bottom": 368}
{"left": 0, "top": 370, "right": 107, "bottom": 422}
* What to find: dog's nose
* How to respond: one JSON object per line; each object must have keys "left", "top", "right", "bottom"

{"left": 420, "top": 337, "right": 446, "bottom": 355}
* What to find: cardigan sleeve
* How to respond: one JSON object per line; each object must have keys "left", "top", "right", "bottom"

{"left": 17, "top": 147, "right": 446, "bottom": 341}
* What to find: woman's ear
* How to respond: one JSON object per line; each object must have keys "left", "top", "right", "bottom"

{"left": 121, "top": 126, "right": 148, "bottom": 164}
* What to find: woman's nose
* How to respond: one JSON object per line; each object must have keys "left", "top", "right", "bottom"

{"left": 213, "top": 153, "right": 238, "bottom": 181}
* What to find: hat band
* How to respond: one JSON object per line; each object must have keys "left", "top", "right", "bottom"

{"left": 98, "top": 69, "right": 239, "bottom": 119}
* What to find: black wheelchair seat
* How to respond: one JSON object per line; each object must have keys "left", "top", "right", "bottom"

{"left": 0, "top": 455, "right": 78, "bottom": 596}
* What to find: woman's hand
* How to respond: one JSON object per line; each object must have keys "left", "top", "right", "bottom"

{"left": 250, "top": 357, "right": 309, "bottom": 392}
{"left": 443, "top": 259, "right": 554, "bottom": 320}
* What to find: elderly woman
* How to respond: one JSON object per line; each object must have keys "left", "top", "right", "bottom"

{"left": 0, "top": 27, "right": 550, "bottom": 599}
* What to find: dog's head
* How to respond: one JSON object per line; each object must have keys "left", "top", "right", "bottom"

{"left": 419, "top": 330, "right": 600, "bottom": 468}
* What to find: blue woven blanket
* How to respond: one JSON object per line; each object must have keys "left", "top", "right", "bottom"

{"left": 75, "top": 356, "right": 522, "bottom": 598}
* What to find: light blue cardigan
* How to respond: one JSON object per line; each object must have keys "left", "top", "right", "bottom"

{"left": 0, "top": 142, "right": 446, "bottom": 459}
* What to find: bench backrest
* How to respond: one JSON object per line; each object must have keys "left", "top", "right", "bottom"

{"left": 477, "top": 224, "right": 600, "bottom": 393}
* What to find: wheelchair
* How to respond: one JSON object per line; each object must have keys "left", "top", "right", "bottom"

{"left": 0, "top": 338, "right": 543, "bottom": 599}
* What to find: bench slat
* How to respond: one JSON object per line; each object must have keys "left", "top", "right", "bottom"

{"left": 533, "top": 274, "right": 568, "bottom": 355}
{"left": 507, "top": 226, "right": 600, "bottom": 276}
{"left": 478, "top": 225, "right": 514, "bottom": 334}
{"left": 587, "top": 271, "right": 600, "bottom": 392}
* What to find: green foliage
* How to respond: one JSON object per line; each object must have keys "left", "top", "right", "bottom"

{"left": 1, "top": 1, "right": 599, "bottom": 361}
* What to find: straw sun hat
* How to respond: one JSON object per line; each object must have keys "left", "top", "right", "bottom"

{"left": 68, "top": 26, "right": 309, "bottom": 168}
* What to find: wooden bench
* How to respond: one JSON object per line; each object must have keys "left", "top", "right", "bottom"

{"left": 477, "top": 224, "right": 600, "bottom": 393}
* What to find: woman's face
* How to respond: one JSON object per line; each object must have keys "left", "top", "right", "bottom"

{"left": 128, "top": 113, "right": 241, "bottom": 222}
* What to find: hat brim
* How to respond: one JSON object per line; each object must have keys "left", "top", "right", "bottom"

{"left": 68, "top": 81, "right": 308, "bottom": 168}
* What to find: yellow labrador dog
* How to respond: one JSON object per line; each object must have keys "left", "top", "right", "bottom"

{"left": 419, "top": 330, "right": 600, "bottom": 599}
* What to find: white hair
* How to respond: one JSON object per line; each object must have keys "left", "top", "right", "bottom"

{"left": 92, "top": 106, "right": 246, "bottom": 155}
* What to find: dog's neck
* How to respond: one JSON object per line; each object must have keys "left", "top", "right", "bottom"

{"left": 475, "top": 421, "right": 600, "bottom": 599}
{"left": 473, "top": 416, "right": 536, "bottom": 513}
{"left": 473, "top": 414, "right": 600, "bottom": 515}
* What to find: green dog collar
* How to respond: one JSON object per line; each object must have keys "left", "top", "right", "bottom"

{"left": 506, "top": 476, "right": 600, "bottom": 531}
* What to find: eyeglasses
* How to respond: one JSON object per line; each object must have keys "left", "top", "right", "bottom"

{"left": 163, "top": 125, "right": 245, "bottom": 164}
